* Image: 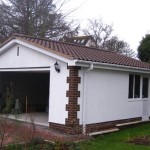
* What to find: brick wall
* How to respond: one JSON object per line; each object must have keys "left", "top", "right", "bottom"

{"left": 86, "top": 117, "right": 142, "bottom": 133}
{"left": 49, "top": 117, "right": 142, "bottom": 134}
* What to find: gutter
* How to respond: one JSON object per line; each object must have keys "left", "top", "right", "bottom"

{"left": 74, "top": 60, "right": 150, "bottom": 74}
{"left": 82, "top": 63, "right": 93, "bottom": 135}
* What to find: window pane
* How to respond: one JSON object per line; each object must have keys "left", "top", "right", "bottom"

{"left": 142, "top": 77, "right": 149, "bottom": 98}
{"left": 128, "top": 74, "right": 134, "bottom": 98}
{"left": 134, "top": 75, "right": 140, "bottom": 98}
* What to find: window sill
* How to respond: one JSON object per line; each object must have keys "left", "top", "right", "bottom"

{"left": 128, "top": 98, "right": 149, "bottom": 102}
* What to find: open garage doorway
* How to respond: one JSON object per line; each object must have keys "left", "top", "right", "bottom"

{"left": 0, "top": 71, "right": 50, "bottom": 126}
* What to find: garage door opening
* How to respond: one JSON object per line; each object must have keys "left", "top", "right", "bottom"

{"left": 0, "top": 71, "right": 50, "bottom": 126}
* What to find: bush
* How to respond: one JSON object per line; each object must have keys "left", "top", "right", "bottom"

{"left": 5, "top": 144, "right": 22, "bottom": 150}
{"left": 5, "top": 141, "right": 81, "bottom": 150}
{"left": 29, "top": 137, "right": 44, "bottom": 146}
{"left": 5, "top": 141, "right": 55, "bottom": 150}
{"left": 54, "top": 141, "right": 81, "bottom": 150}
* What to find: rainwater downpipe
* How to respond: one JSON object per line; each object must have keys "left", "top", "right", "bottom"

{"left": 82, "top": 63, "right": 94, "bottom": 135}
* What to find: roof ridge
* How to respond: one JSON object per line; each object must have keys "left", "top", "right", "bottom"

{"left": 13, "top": 33, "right": 116, "bottom": 54}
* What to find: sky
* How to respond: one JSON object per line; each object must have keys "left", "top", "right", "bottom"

{"left": 62, "top": 0, "right": 150, "bottom": 52}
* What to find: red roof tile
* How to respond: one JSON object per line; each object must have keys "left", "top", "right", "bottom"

{"left": 2, "top": 33, "right": 150, "bottom": 70}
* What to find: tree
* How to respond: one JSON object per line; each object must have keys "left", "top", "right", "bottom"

{"left": 0, "top": 0, "right": 79, "bottom": 43}
{"left": 137, "top": 34, "right": 150, "bottom": 62}
{"left": 104, "top": 36, "right": 135, "bottom": 57}
{"left": 83, "top": 18, "right": 113, "bottom": 49}
{"left": 83, "top": 18, "right": 135, "bottom": 57}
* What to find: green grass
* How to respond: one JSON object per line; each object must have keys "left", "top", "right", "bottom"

{"left": 79, "top": 123, "right": 150, "bottom": 150}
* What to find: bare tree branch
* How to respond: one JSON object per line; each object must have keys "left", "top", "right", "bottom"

{"left": 82, "top": 18, "right": 135, "bottom": 57}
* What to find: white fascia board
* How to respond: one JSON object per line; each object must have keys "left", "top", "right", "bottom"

{"left": 0, "top": 39, "right": 76, "bottom": 66}
{"left": 0, "top": 67, "right": 50, "bottom": 72}
{"left": 75, "top": 60, "right": 150, "bottom": 74}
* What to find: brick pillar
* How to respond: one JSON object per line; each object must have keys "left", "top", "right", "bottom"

{"left": 66, "top": 66, "right": 81, "bottom": 134}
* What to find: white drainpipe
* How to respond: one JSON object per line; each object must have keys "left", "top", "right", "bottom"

{"left": 82, "top": 63, "right": 94, "bottom": 135}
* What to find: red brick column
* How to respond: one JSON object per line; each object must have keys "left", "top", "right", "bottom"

{"left": 66, "top": 66, "right": 81, "bottom": 134}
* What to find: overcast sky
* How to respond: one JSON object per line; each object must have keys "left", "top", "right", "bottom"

{"left": 63, "top": 0, "right": 150, "bottom": 52}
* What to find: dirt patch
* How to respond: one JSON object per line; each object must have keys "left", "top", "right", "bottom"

{"left": 128, "top": 135, "right": 150, "bottom": 146}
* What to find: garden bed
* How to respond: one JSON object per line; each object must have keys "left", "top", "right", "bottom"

{"left": 2, "top": 140, "right": 78, "bottom": 150}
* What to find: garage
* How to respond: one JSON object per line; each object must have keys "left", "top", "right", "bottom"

{"left": 0, "top": 71, "right": 50, "bottom": 113}
{"left": 0, "top": 34, "right": 72, "bottom": 131}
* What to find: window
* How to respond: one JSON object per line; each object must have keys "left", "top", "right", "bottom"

{"left": 128, "top": 75, "right": 134, "bottom": 98}
{"left": 142, "top": 77, "right": 149, "bottom": 98}
{"left": 128, "top": 74, "right": 149, "bottom": 99}
{"left": 134, "top": 75, "right": 140, "bottom": 98}
{"left": 128, "top": 74, "right": 140, "bottom": 99}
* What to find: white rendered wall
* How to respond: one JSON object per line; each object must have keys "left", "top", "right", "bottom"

{"left": 49, "top": 61, "right": 69, "bottom": 124}
{"left": 78, "top": 68, "right": 150, "bottom": 125}
{"left": 0, "top": 44, "right": 52, "bottom": 68}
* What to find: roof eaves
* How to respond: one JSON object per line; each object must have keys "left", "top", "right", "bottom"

{"left": 75, "top": 59, "right": 150, "bottom": 73}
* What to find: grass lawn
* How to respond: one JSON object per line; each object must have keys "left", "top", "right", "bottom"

{"left": 79, "top": 123, "right": 150, "bottom": 150}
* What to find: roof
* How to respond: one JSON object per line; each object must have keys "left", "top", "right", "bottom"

{"left": 60, "top": 36, "right": 92, "bottom": 46}
{"left": 1, "top": 33, "right": 150, "bottom": 70}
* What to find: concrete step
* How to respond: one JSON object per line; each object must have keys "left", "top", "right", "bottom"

{"left": 116, "top": 119, "right": 150, "bottom": 127}
{"left": 88, "top": 128, "right": 119, "bottom": 136}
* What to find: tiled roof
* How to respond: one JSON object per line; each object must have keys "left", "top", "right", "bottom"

{"left": 2, "top": 33, "right": 150, "bottom": 70}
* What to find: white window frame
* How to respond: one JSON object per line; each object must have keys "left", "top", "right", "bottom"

{"left": 142, "top": 76, "right": 149, "bottom": 100}
{"left": 128, "top": 74, "right": 149, "bottom": 101}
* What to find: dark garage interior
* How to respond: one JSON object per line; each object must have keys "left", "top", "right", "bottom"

{"left": 0, "top": 72, "right": 50, "bottom": 113}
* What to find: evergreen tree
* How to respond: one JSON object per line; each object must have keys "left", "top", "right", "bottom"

{"left": 137, "top": 34, "right": 150, "bottom": 62}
